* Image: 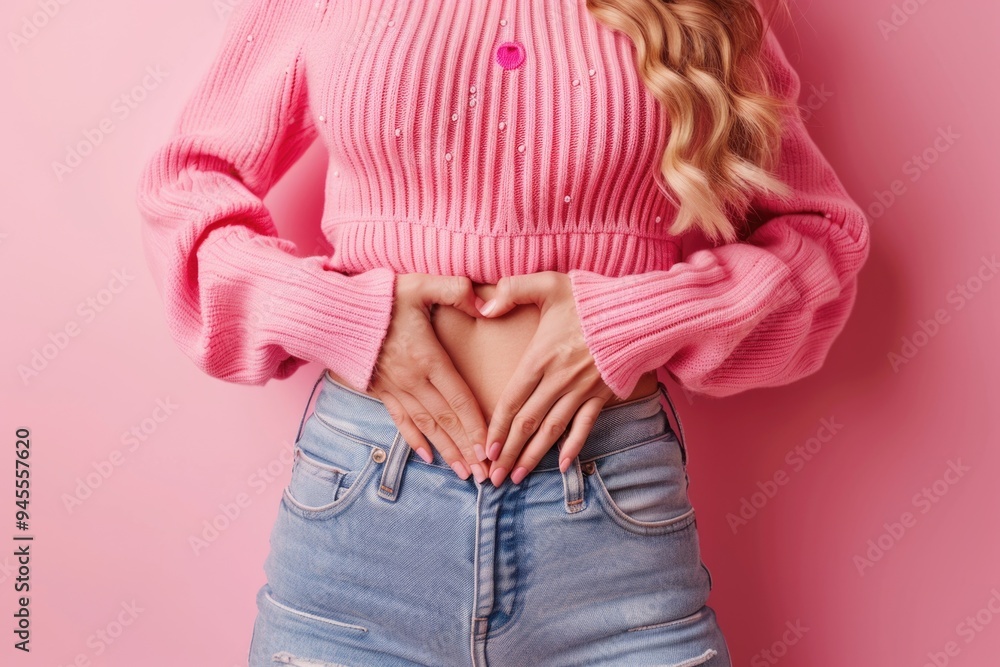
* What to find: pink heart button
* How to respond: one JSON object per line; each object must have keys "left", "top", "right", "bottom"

{"left": 496, "top": 41, "right": 525, "bottom": 70}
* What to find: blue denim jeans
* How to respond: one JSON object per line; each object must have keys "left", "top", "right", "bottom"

{"left": 248, "top": 369, "right": 732, "bottom": 667}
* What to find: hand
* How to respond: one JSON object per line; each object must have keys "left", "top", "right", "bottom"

{"left": 370, "top": 274, "right": 490, "bottom": 482}
{"left": 475, "top": 272, "right": 616, "bottom": 486}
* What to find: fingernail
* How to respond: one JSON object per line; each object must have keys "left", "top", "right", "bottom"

{"left": 510, "top": 466, "right": 529, "bottom": 485}
{"left": 416, "top": 446, "right": 434, "bottom": 464}
{"left": 474, "top": 296, "right": 486, "bottom": 311}
{"left": 473, "top": 443, "right": 487, "bottom": 461}
{"left": 478, "top": 298, "right": 495, "bottom": 316}
{"left": 490, "top": 466, "right": 507, "bottom": 486}
{"left": 488, "top": 441, "right": 502, "bottom": 460}
{"left": 559, "top": 457, "right": 569, "bottom": 473}
{"left": 470, "top": 463, "right": 487, "bottom": 484}
{"left": 450, "top": 460, "right": 470, "bottom": 479}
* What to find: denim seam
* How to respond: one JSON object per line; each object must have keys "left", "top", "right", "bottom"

{"left": 294, "top": 445, "right": 350, "bottom": 475}
{"left": 262, "top": 590, "right": 368, "bottom": 632}
{"left": 626, "top": 606, "right": 707, "bottom": 633}
{"left": 662, "top": 648, "right": 719, "bottom": 667}
{"left": 323, "top": 368, "right": 384, "bottom": 402}
{"left": 535, "top": 429, "right": 680, "bottom": 473}
{"left": 310, "top": 409, "right": 390, "bottom": 451}
{"left": 322, "top": 370, "right": 669, "bottom": 472}
{"left": 325, "top": 368, "right": 663, "bottom": 416}
{"left": 477, "top": 486, "right": 529, "bottom": 644}
{"left": 580, "top": 430, "right": 681, "bottom": 465}
{"left": 271, "top": 651, "right": 352, "bottom": 667}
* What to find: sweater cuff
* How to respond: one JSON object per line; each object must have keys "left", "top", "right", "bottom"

{"left": 196, "top": 225, "right": 397, "bottom": 392}
{"left": 567, "top": 252, "right": 801, "bottom": 400}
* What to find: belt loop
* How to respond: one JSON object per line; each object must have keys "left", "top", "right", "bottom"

{"left": 657, "top": 380, "right": 688, "bottom": 467}
{"left": 377, "top": 431, "right": 408, "bottom": 502}
{"left": 294, "top": 369, "right": 327, "bottom": 445}
{"left": 560, "top": 445, "right": 587, "bottom": 513}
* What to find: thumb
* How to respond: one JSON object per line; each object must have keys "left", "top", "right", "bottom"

{"left": 425, "top": 275, "right": 481, "bottom": 319}
{"left": 477, "top": 273, "right": 548, "bottom": 318}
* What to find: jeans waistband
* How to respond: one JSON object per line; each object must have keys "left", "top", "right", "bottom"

{"left": 293, "top": 369, "right": 687, "bottom": 472}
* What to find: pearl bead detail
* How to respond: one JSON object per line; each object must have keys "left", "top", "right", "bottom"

{"left": 470, "top": 85, "right": 477, "bottom": 94}
{"left": 572, "top": 79, "right": 580, "bottom": 86}
{"left": 589, "top": 68, "right": 596, "bottom": 76}
{"left": 499, "top": 121, "right": 506, "bottom": 130}
{"left": 387, "top": 19, "right": 394, "bottom": 27}
{"left": 500, "top": 19, "right": 507, "bottom": 26}
{"left": 564, "top": 195, "right": 572, "bottom": 203}
{"left": 318, "top": 115, "right": 325, "bottom": 122}
{"left": 824, "top": 212, "right": 833, "bottom": 218}
{"left": 246, "top": 35, "right": 253, "bottom": 42}
{"left": 517, "top": 144, "right": 525, "bottom": 153}
{"left": 452, "top": 113, "right": 459, "bottom": 121}
{"left": 445, "top": 152, "right": 453, "bottom": 161}
{"left": 469, "top": 98, "right": 476, "bottom": 107}
{"left": 655, "top": 216, "right": 662, "bottom": 223}
{"left": 394, "top": 128, "right": 401, "bottom": 136}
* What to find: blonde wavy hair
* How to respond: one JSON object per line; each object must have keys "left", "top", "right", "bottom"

{"left": 586, "top": 0, "right": 796, "bottom": 244}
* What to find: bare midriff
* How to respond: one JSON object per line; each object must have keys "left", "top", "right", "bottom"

{"left": 325, "top": 282, "right": 659, "bottom": 423}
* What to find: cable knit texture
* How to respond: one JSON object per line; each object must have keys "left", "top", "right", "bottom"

{"left": 136, "top": 0, "right": 871, "bottom": 399}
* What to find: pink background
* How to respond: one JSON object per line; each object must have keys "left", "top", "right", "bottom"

{"left": 2, "top": 1, "right": 998, "bottom": 665}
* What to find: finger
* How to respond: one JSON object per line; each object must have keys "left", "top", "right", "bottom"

{"left": 406, "top": 379, "right": 488, "bottom": 482}
{"left": 488, "top": 372, "right": 562, "bottom": 486}
{"left": 427, "top": 275, "right": 483, "bottom": 320}
{"left": 375, "top": 388, "right": 435, "bottom": 464}
{"left": 483, "top": 357, "right": 544, "bottom": 463}
{"left": 507, "top": 390, "right": 585, "bottom": 485}
{"left": 408, "top": 373, "right": 475, "bottom": 460}
{"left": 392, "top": 310, "right": 486, "bottom": 479}
{"left": 478, "top": 273, "right": 555, "bottom": 318}
{"left": 392, "top": 385, "right": 472, "bottom": 480}
{"left": 557, "top": 395, "right": 606, "bottom": 473}
{"left": 425, "top": 362, "right": 489, "bottom": 463}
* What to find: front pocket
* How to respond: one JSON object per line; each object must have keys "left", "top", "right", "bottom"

{"left": 588, "top": 432, "right": 695, "bottom": 536}
{"left": 281, "top": 445, "right": 377, "bottom": 520}
{"left": 286, "top": 447, "right": 352, "bottom": 508}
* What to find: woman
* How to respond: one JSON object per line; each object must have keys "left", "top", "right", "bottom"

{"left": 136, "top": 0, "right": 869, "bottom": 664}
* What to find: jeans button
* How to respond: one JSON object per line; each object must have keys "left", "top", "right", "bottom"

{"left": 581, "top": 461, "right": 595, "bottom": 475}
{"left": 371, "top": 447, "right": 386, "bottom": 463}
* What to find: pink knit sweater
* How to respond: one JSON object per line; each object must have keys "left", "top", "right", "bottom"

{"left": 136, "top": 0, "right": 870, "bottom": 400}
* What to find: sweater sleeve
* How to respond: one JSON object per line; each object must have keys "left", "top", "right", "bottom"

{"left": 135, "top": 0, "right": 397, "bottom": 391}
{"left": 566, "top": 27, "right": 871, "bottom": 400}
